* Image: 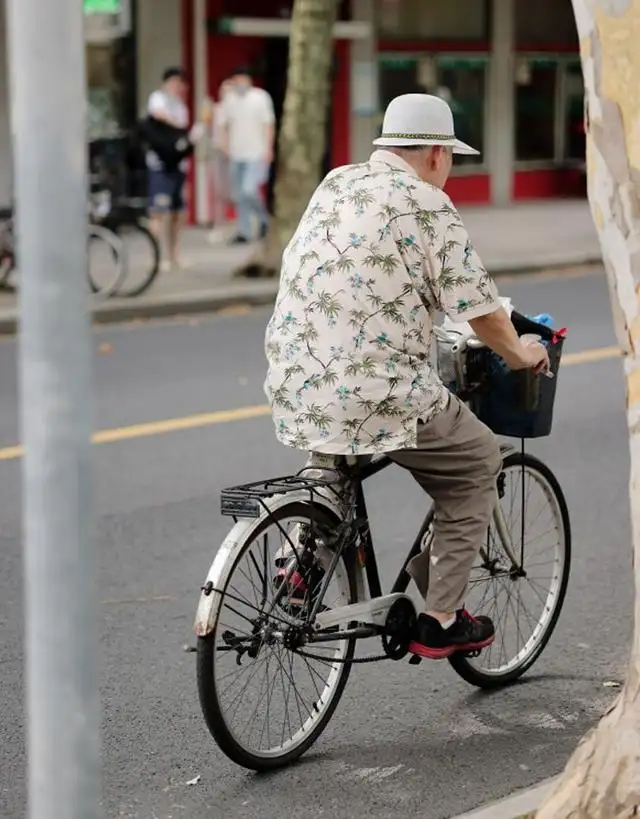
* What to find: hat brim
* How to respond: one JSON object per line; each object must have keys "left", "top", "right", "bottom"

{"left": 372, "top": 136, "right": 479, "bottom": 156}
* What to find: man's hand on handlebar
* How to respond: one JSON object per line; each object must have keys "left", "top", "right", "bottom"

{"left": 468, "top": 308, "right": 551, "bottom": 375}
{"left": 514, "top": 340, "right": 550, "bottom": 374}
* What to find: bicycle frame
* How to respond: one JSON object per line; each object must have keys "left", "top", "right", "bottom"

{"left": 335, "top": 449, "right": 519, "bottom": 604}
{"left": 339, "top": 455, "right": 427, "bottom": 601}
{"left": 194, "top": 445, "right": 519, "bottom": 640}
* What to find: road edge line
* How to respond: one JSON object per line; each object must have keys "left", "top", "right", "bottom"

{"left": 449, "top": 776, "right": 558, "bottom": 819}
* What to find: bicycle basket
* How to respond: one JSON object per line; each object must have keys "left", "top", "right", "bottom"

{"left": 465, "top": 312, "right": 566, "bottom": 439}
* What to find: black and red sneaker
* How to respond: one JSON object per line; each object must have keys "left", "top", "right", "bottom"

{"left": 408, "top": 609, "right": 495, "bottom": 660}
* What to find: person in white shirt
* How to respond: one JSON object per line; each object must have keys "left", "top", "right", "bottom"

{"left": 219, "top": 66, "right": 276, "bottom": 245}
{"left": 146, "top": 67, "right": 206, "bottom": 271}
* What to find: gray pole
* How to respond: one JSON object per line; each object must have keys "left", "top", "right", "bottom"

{"left": 5, "top": 1, "right": 100, "bottom": 818}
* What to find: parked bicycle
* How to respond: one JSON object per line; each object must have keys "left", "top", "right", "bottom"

{"left": 193, "top": 311, "right": 571, "bottom": 772}
{"left": 0, "top": 203, "right": 125, "bottom": 298}
{"left": 89, "top": 185, "right": 160, "bottom": 298}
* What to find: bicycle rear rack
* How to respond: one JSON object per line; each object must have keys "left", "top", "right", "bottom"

{"left": 220, "top": 471, "right": 344, "bottom": 519}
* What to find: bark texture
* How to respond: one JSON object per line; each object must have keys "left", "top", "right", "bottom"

{"left": 234, "top": 0, "right": 338, "bottom": 278}
{"left": 537, "top": 0, "right": 640, "bottom": 815}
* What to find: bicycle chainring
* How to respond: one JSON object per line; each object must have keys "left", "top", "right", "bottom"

{"left": 381, "top": 597, "right": 417, "bottom": 660}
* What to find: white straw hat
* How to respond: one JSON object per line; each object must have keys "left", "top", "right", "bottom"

{"left": 373, "top": 93, "right": 479, "bottom": 156}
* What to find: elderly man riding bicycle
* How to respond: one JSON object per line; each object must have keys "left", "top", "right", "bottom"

{"left": 264, "top": 93, "right": 549, "bottom": 660}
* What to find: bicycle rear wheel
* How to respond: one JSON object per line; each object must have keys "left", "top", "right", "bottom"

{"left": 87, "top": 225, "right": 126, "bottom": 299}
{"left": 449, "top": 451, "right": 571, "bottom": 688}
{"left": 112, "top": 222, "right": 160, "bottom": 297}
{"left": 197, "top": 502, "right": 357, "bottom": 771}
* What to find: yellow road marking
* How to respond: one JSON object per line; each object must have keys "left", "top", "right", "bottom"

{"left": 0, "top": 403, "right": 271, "bottom": 462}
{"left": 0, "top": 344, "right": 624, "bottom": 463}
{"left": 562, "top": 345, "right": 621, "bottom": 366}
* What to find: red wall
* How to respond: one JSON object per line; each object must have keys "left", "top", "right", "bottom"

{"left": 445, "top": 174, "right": 491, "bottom": 205}
{"left": 513, "top": 168, "right": 585, "bottom": 200}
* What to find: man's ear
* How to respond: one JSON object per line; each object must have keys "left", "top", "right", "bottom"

{"left": 428, "top": 146, "right": 441, "bottom": 169}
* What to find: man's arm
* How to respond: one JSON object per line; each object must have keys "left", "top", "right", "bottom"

{"left": 414, "top": 196, "right": 549, "bottom": 372}
{"left": 469, "top": 308, "right": 548, "bottom": 372}
{"left": 262, "top": 92, "right": 276, "bottom": 164}
{"left": 264, "top": 123, "right": 275, "bottom": 164}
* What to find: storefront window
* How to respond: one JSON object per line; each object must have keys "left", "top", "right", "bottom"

{"left": 218, "top": 1, "right": 352, "bottom": 20}
{"left": 515, "top": 0, "right": 577, "bottom": 48}
{"left": 563, "top": 61, "right": 585, "bottom": 162}
{"left": 515, "top": 58, "right": 557, "bottom": 162}
{"left": 377, "top": 0, "right": 488, "bottom": 41}
{"left": 379, "top": 55, "right": 487, "bottom": 166}
{"left": 85, "top": 1, "right": 135, "bottom": 140}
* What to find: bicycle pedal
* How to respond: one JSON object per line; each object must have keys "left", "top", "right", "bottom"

{"left": 408, "top": 654, "right": 422, "bottom": 666}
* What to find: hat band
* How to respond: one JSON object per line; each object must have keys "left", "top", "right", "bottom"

{"left": 379, "top": 132, "right": 455, "bottom": 141}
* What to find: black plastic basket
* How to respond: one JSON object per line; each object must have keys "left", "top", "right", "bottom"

{"left": 465, "top": 311, "right": 565, "bottom": 439}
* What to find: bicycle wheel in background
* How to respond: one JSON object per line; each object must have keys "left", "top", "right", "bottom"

{"left": 449, "top": 451, "right": 571, "bottom": 689}
{"left": 197, "top": 502, "right": 357, "bottom": 771}
{"left": 0, "top": 218, "right": 16, "bottom": 290}
{"left": 88, "top": 224, "right": 127, "bottom": 299}
{"left": 112, "top": 222, "right": 160, "bottom": 297}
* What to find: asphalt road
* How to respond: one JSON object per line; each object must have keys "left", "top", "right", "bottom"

{"left": 0, "top": 267, "right": 633, "bottom": 819}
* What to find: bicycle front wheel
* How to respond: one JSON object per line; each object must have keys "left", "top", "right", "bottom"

{"left": 112, "top": 222, "right": 160, "bottom": 297}
{"left": 197, "top": 501, "right": 357, "bottom": 771}
{"left": 449, "top": 451, "right": 571, "bottom": 688}
{"left": 88, "top": 225, "right": 126, "bottom": 299}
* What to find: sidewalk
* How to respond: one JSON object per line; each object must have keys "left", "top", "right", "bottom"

{"left": 0, "top": 199, "right": 601, "bottom": 333}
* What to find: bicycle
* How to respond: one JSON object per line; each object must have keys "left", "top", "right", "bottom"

{"left": 194, "top": 313, "right": 571, "bottom": 772}
{"left": 89, "top": 187, "right": 160, "bottom": 298}
{"left": 0, "top": 203, "right": 126, "bottom": 298}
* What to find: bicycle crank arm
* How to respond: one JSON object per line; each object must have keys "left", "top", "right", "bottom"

{"left": 313, "top": 593, "right": 415, "bottom": 632}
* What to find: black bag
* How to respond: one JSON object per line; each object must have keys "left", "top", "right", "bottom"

{"left": 138, "top": 116, "right": 195, "bottom": 172}
{"left": 465, "top": 311, "right": 566, "bottom": 439}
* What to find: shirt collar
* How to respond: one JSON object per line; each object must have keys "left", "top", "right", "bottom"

{"left": 370, "top": 149, "right": 421, "bottom": 179}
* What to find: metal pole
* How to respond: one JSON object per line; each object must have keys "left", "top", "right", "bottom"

{"left": 193, "top": 0, "right": 210, "bottom": 225}
{"left": 5, "top": 1, "right": 100, "bottom": 818}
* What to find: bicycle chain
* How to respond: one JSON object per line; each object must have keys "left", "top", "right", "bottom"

{"left": 294, "top": 648, "right": 392, "bottom": 664}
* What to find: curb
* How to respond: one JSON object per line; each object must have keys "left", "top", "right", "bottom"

{"left": 0, "top": 257, "right": 602, "bottom": 335}
{"left": 0, "top": 279, "right": 280, "bottom": 335}
{"left": 450, "top": 777, "right": 558, "bottom": 819}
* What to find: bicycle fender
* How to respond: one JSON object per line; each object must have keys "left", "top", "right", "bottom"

{"left": 193, "top": 490, "right": 355, "bottom": 638}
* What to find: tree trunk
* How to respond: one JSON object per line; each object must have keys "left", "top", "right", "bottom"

{"left": 536, "top": 1, "right": 640, "bottom": 815}
{"left": 234, "top": 0, "right": 338, "bottom": 279}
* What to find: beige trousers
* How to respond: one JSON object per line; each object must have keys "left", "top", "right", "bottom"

{"left": 389, "top": 395, "right": 502, "bottom": 613}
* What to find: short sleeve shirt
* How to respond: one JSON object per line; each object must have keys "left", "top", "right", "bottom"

{"left": 146, "top": 90, "right": 190, "bottom": 172}
{"left": 263, "top": 150, "right": 501, "bottom": 455}
{"left": 218, "top": 87, "right": 275, "bottom": 161}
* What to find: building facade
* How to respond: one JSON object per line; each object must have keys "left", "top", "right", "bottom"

{"left": 0, "top": 0, "right": 185, "bottom": 209}
{"left": 0, "top": 0, "right": 584, "bottom": 216}
{"left": 187, "top": 0, "right": 584, "bottom": 221}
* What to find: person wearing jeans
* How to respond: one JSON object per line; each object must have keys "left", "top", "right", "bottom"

{"left": 228, "top": 159, "right": 270, "bottom": 243}
{"left": 219, "top": 66, "right": 275, "bottom": 244}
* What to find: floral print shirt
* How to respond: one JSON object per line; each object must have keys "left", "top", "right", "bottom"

{"left": 264, "top": 150, "right": 500, "bottom": 455}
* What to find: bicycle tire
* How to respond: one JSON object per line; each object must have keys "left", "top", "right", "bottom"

{"left": 112, "top": 222, "right": 160, "bottom": 297}
{"left": 197, "top": 501, "right": 357, "bottom": 772}
{"left": 0, "top": 219, "right": 15, "bottom": 289}
{"left": 448, "top": 451, "right": 571, "bottom": 689}
{"left": 87, "top": 224, "right": 126, "bottom": 299}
